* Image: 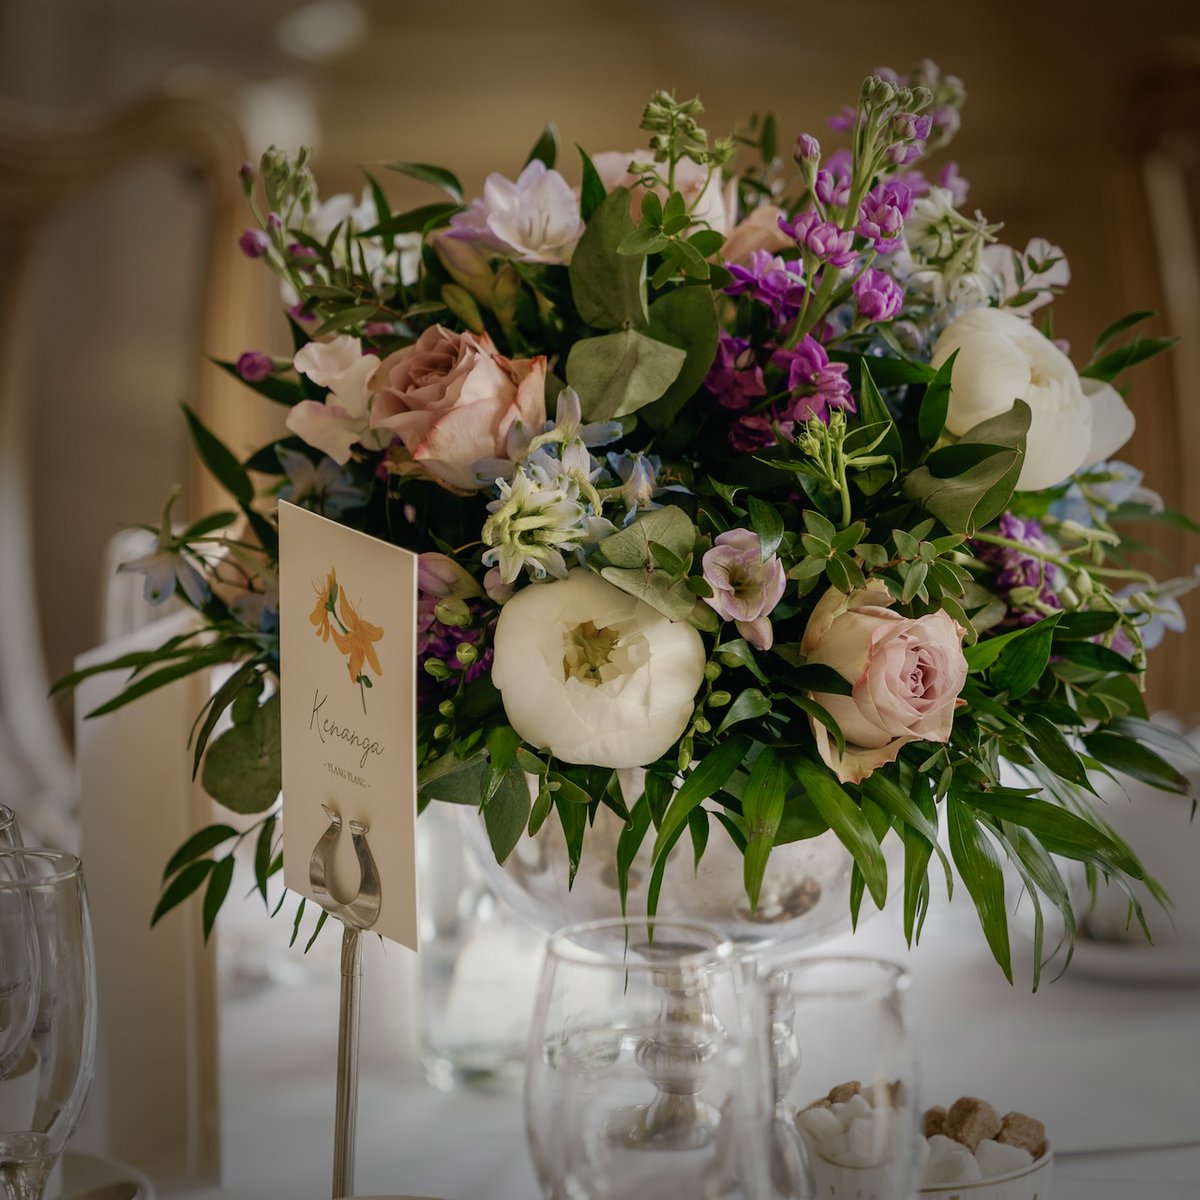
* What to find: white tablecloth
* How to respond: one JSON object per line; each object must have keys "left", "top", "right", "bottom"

{"left": 177, "top": 891, "right": 1199, "bottom": 1200}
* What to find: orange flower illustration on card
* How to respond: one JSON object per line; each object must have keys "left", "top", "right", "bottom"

{"left": 311, "top": 567, "right": 383, "bottom": 712}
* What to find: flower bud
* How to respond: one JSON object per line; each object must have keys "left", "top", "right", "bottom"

{"left": 437, "top": 699, "right": 455, "bottom": 718}
{"left": 434, "top": 597, "right": 472, "bottom": 628}
{"left": 793, "top": 132, "right": 821, "bottom": 163}
{"left": 492, "top": 264, "right": 520, "bottom": 330}
{"left": 238, "top": 228, "right": 270, "bottom": 258}
{"left": 704, "top": 661, "right": 722, "bottom": 682}
{"left": 455, "top": 642, "right": 479, "bottom": 666}
{"left": 238, "top": 162, "right": 255, "bottom": 192}
{"left": 441, "top": 283, "right": 486, "bottom": 334}
{"left": 429, "top": 229, "right": 494, "bottom": 305}
{"left": 708, "top": 690, "right": 731, "bottom": 707}
{"left": 267, "top": 212, "right": 284, "bottom": 233}
{"left": 484, "top": 566, "right": 515, "bottom": 605}
{"left": 236, "top": 351, "right": 275, "bottom": 383}
{"left": 423, "top": 658, "right": 451, "bottom": 681}
{"left": 433, "top": 723, "right": 451, "bottom": 739}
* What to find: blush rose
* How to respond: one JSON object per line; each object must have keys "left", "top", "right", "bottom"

{"left": 801, "top": 582, "right": 968, "bottom": 784}
{"left": 369, "top": 325, "right": 547, "bottom": 492}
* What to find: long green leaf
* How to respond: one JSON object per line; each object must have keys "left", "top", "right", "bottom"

{"left": 182, "top": 404, "right": 253, "bottom": 506}
{"left": 861, "top": 773, "right": 951, "bottom": 892}
{"left": 1083, "top": 731, "right": 1191, "bottom": 795}
{"left": 946, "top": 797, "right": 1013, "bottom": 982}
{"left": 202, "top": 856, "right": 235, "bottom": 941}
{"left": 741, "top": 748, "right": 789, "bottom": 909}
{"left": 152, "top": 859, "right": 213, "bottom": 926}
{"left": 617, "top": 796, "right": 652, "bottom": 915}
{"left": 382, "top": 161, "right": 464, "bottom": 203}
{"left": 85, "top": 648, "right": 240, "bottom": 719}
{"left": 792, "top": 756, "right": 887, "bottom": 908}
{"left": 652, "top": 733, "right": 752, "bottom": 862}
{"left": 164, "top": 824, "right": 238, "bottom": 880}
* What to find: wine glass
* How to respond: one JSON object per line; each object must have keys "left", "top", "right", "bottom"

{"left": 748, "top": 955, "right": 919, "bottom": 1200}
{"left": 525, "top": 916, "right": 759, "bottom": 1200}
{"left": 0, "top": 851, "right": 97, "bottom": 1200}
{"left": 0, "top": 810, "right": 20, "bottom": 851}
{"left": 0, "top": 808, "right": 35, "bottom": 1077}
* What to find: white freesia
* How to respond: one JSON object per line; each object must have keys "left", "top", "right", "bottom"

{"left": 449, "top": 160, "right": 583, "bottom": 265}
{"left": 491, "top": 570, "right": 705, "bottom": 768}
{"left": 930, "top": 306, "right": 1134, "bottom": 491}
{"left": 286, "top": 335, "right": 390, "bottom": 464}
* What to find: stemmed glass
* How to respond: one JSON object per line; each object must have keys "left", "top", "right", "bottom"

{"left": 0, "top": 851, "right": 97, "bottom": 1200}
{"left": 525, "top": 916, "right": 759, "bottom": 1200}
{"left": 0, "top": 810, "right": 20, "bottom": 852}
{"left": 749, "top": 955, "right": 919, "bottom": 1200}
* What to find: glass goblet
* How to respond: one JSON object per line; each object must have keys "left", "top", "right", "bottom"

{"left": 750, "top": 955, "right": 919, "bottom": 1200}
{"left": 0, "top": 851, "right": 97, "bottom": 1200}
{"left": 525, "top": 916, "right": 757, "bottom": 1200}
{"left": 0, "top": 810, "right": 20, "bottom": 851}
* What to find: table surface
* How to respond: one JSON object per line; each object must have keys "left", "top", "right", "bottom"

{"left": 162, "top": 888, "right": 1199, "bottom": 1200}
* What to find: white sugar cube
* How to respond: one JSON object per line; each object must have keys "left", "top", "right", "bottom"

{"left": 921, "top": 1142, "right": 983, "bottom": 1186}
{"left": 975, "top": 1138, "right": 1034, "bottom": 1178}
{"left": 927, "top": 1134, "right": 960, "bottom": 1157}
{"left": 839, "top": 1092, "right": 872, "bottom": 1127}
{"left": 832, "top": 1148, "right": 871, "bottom": 1167}
{"left": 797, "top": 1105, "right": 844, "bottom": 1143}
{"left": 847, "top": 1114, "right": 889, "bottom": 1163}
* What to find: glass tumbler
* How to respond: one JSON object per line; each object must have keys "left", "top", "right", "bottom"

{"left": 525, "top": 916, "right": 758, "bottom": 1200}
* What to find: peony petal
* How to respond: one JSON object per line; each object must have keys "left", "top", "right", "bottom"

{"left": 1080, "top": 377, "right": 1136, "bottom": 469}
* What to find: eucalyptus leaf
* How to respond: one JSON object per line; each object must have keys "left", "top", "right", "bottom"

{"left": 640, "top": 287, "right": 721, "bottom": 428}
{"left": 566, "top": 329, "right": 687, "bottom": 422}
{"left": 200, "top": 694, "right": 282, "bottom": 814}
{"left": 484, "top": 764, "right": 531, "bottom": 865}
{"left": 568, "top": 187, "right": 648, "bottom": 329}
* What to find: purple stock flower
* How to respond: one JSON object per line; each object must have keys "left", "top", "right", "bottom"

{"left": 724, "top": 251, "right": 806, "bottom": 323}
{"left": 772, "top": 336, "right": 854, "bottom": 423}
{"left": 780, "top": 210, "right": 856, "bottom": 269}
{"left": 729, "top": 413, "right": 785, "bottom": 452}
{"left": 937, "top": 160, "right": 969, "bottom": 205}
{"left": 828, "top": 105, "right": 857, "bottom": 132}
{"left": 238, "top": 228, "right": 270, "bottom": 258}
{"left": 892, "top": 112, "right": 933, "bottom": 142}
{"left": 815, "top": 150, "right": 853, "bottom": 208}
{"left": 856, "top": 181, "right": 913, "bottom": 250}
{"left": 236, "top": 351, "right": 275, "bottom": 382}
{"left": 705, "top": 333, "right": 768, "bottom": 411}
{"left": 853, "top": 268, "right": 904, "bottom": 322}
{"left": 973, "top": 513, "right": 1061, "bottom": 623}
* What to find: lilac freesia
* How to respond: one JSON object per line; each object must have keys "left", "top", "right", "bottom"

{"left": 238, "top": 229, "right": 269, "bottom": 258}
{"left": 728, "top": 413, "right": 784, "bottom": 452}
{"left": 236, "top": 351, "right": 275, "bottom": 382}
{"left": 448, "top": 160, "right": 583, "bottom": 265}
{"left": 853, "top": 268, "right": 904, "bottom": 322}
{"left": 701, "top": 529, "right": 787, "bottom": 650}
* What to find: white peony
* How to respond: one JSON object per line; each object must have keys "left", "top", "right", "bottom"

{"left": 491, "top": 570, "right": 706, "bottom": 769}
{"left": 930, "top": 306, "right": 1134, "bottom": 492}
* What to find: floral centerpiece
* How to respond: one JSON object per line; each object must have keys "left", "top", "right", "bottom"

{"left": 66, "top": 61, "right": 1197, "bottom": 983}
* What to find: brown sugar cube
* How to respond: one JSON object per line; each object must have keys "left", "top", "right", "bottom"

{"left": 889, "top": 1079, "right": 909, "bottom": 1109}
{"left": 922, "top": 1106, "right": 947, "bottom": 1137}
{"left": 827, "top": 1080, "right": 861, "bottom": 1104}
{"left": 944, "top": 1096, "right": 1003, "bottom": 1152}
{"left": 997, "top": 1111, "right": 1047, "bottom": 1159}
{"left": 802, "top": 1097, "right": 833, "bottom": 1112}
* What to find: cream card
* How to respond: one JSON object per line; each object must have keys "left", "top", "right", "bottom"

{"left": 279, "top": 501, "right": 418, "bottom": 950}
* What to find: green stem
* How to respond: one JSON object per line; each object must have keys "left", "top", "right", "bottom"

{"left": 972, "top": 532, "right": 1154, "bottom": 582}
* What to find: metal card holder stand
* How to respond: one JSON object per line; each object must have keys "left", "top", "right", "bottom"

{"left": 309, "top": 803, "right": 382, "bottom": 1200}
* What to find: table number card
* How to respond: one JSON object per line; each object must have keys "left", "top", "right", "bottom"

{"left": 279, "top": 501, "right": 419, "bottom": 950}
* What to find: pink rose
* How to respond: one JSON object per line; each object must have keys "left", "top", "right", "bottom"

{"left": 800, "top": 582, "right": 968, "bottom": 784}
{"left": 592, "top": 150, "right": 738, "bottom": 235}
{"left": 369, "top": 325, "right": 547, "bottom": 492}
{"left": 701, "top": 529, "right": 786, "bottom": 650}
{"left": 721, "top": 204, "right": 793, "bottom": 265}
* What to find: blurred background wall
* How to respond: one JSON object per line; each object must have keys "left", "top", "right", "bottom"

{"left": 1, "top": 0, "right": 1198, "bottom": 790}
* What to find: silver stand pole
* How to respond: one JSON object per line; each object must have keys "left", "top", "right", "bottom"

{"left": 309, "top": 806, "right": 382, "bottom": 1200}
{"left": 333, "top": 924, "right": 364, "bottom": 1199}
